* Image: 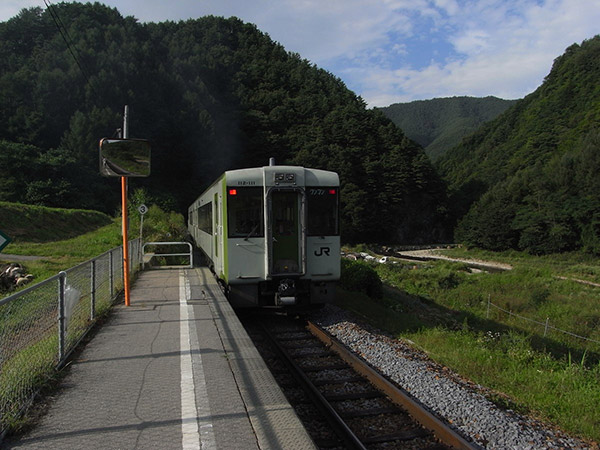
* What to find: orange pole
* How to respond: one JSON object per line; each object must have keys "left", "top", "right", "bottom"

{"left": 121, "top": 176, "right": 131, "bottom": 306}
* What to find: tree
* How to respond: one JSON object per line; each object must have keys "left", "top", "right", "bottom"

{"left": 0, "top": 5, "right": 449, "bottom": 244}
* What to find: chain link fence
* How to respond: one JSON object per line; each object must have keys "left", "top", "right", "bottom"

{"left": 0, "top": 239, "right": 141, "bottom": 437}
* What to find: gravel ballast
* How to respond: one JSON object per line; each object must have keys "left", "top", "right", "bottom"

{"left": 311, "top": 305, "right": 594, "bottom": 450}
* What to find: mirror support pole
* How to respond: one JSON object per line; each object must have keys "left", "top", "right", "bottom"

{"left": 122, "top": 105, "right": 131, "bottom": 306}
{"left": 122, "top": 176, "right": 130, "bottom": 306}
{"left": 98, "top": 104, "right": 149, "bottom": 308}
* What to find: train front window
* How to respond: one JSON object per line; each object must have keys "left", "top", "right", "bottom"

{"left": 307, "top": 187, "right": 339, "bottom": 236}
{"left": 228, "top": 187, "right": 264, "bottom": 238}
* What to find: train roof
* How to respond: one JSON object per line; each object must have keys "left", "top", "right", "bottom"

{"left": 224, "top": 165, "right": 339, "bottom": 187}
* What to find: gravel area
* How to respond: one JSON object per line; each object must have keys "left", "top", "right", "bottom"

{"left": 347, "top": 412, "right": 416, "bottom": 438}
{"left": 319, "top": 381, "right": 373, "bottom": 396}
{"left": 310, "top": 305, "right": 595, "bottom": 450}
{"left": 333, "top": 397, "right": 393, "bottom": 414}
{"left": 287, "top": 346, "right": 329, "bottom": 357}
{"left": 297, "top": 355, "right": 342, "bottom": 369}
{"left": 310, "top": 368, "right": 356, "bottom": 383}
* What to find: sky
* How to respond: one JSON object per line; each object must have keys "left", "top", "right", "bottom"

{"left": 1, "top": 0, "right": 599, "bottom": 106}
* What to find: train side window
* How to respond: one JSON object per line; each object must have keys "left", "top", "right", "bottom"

{"left": 307, "top": 187, "right": 339, "bottom": 236}
{"left": 228, "top": 187, "right": 264, "bottom": 238}
{"left": 198, "top": 202, "right": 212, "bottom": 234}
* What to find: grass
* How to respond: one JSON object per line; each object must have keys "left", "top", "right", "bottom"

{"left": 0, "top": 334, "right": 59, "bottom": 431}
{"left": 1, "top": 201, "right": 187, "bottom": 434}
{"left": 442, "top": 246, "right": 600, "bottom": 284}
{"left": 0, "top": 200, "right": 187, "bottom": 265}
{"left": 375, "top": 257, "right": 600, "bottom": 359}
{"left": 0, "top": 201, "right": 112, "bottom": 243}
{"left": 0, "top": 202, "right": 123, "bottom": 285}
{"left": 411, "top": 327, "right": 600, "bottom": 437}
{"left": 0, "top": 202, "right": 125, "bottom": 434}
{"left": 0, "top": 220, "right": 123, "bottom": 283}
{"left": 336, "top": 248, "right": 600, "bottom": 444}
{"left": 0, "top": 200, "right": 188, "bottom": 291}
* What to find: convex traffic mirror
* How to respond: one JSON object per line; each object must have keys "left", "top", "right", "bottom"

{"left": 99, "top": 138, "right": 151, "bottom": 177}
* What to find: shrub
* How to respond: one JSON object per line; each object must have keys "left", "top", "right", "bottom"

{"left": 340, "top": 259, "right": 383, "bottom": 298}
{"left": 530, "top": 287, "right": 550, "bottom": 307}
{"left": 138, "top": 205, "right": 187, "bottom": 242}
{"left": 438, "top": 271, "right": 461, "bottom": 289}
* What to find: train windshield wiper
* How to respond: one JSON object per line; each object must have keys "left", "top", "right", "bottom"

{"left": 244, "top": 224, "right": 259, "bottom": 241}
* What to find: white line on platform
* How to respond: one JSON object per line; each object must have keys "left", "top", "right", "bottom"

{"left": 179, "top": 270, "right": 215, "bottom": 449}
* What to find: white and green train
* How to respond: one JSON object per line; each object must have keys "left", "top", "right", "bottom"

{"left": 188, "top": 161, "right": 340, "bottom": 308}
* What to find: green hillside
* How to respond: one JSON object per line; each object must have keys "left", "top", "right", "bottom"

{"left": 0, "top": 201, "right": 112, "bottom": 243}
{"left": 0, "top": 202, "right": 120, "bottom": 282}
{"left": 437, "top": 36, "right": 600, "bottom": 254}
{"left": 0, "top": 200, "right": 188, "bottom": 284}
{"left": 378, "top": 96, "right": 516, "bottom": 161}
{"left": 0, "top": 4, "right": 448, "bottom": 244}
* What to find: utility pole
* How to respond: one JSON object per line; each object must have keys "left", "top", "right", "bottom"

{"left": 122, "top": 105, "right": 131, "bottom": 306}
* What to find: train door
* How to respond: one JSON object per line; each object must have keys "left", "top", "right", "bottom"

{"left": 268, "top": 190, "right": 305, "bottom": 276}
{"left": 214, "top": 192, "right": 224, "bottom": 276}
{"left": 214, "top": 193, "right": 219, "bottom": 259}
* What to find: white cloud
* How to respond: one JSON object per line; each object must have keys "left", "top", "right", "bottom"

{"left": 433, "top": 0, "right": 460, "bottom": 16}
{"left": 350, "top": 0, "right": 600, "bottom": 105}
{"left": 0, "top": 0, "right": 41, "bottom": 19}
{"left": 252, "top": 0, "right": 416, "bottom": 64}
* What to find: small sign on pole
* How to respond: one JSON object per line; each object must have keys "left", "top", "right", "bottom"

{"left": 138, "top": 204, "right": 147, "bottom": 243}
{"left": 0, "top": 230, "right": 11, "bottom": 253}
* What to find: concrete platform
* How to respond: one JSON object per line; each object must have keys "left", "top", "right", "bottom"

{"left": 4, "top": 267, "right": 316, "bottom": 450}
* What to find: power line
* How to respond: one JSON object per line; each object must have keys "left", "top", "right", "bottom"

{"left": 43, "top": 0, "right": 100, "bottom": 98}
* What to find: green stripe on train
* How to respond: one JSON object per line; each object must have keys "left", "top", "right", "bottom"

{"left": 222, "top": 176, "right": 228, "bottom": 283}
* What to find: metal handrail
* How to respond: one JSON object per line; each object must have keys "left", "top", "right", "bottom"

{"left": 142, "top": 241, "right": 193, "bottom": 268}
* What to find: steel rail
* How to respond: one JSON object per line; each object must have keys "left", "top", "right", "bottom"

{"left": 260, "top": 324, "right": 368, "bottom": 450}
{"left": 306, "top": 321, "right": 480, "bottom": 450}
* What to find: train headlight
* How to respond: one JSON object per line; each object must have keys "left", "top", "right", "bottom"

{"left": 274, "top": 173, "right": 296, "bottom": 185}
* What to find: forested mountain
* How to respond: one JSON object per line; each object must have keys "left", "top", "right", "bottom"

{"left": 438, "top": 36, "right": 600, "bottom": 254}
{"left": 378, "top": 97, "right": 516, "bottom": 161}
{"left": 0, "top": 3, "right": 448, "bottom": 243}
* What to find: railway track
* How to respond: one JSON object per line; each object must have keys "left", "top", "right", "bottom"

{"left": 244, "top": 315, "right": 477, "bottom": 450}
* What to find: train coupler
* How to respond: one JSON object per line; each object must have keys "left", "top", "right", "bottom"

{"left": 275, "top": 278, "right": 297, "bottom": 305}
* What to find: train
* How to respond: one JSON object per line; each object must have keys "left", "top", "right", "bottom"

{"left": 188, "top": 160, "right": 340, "bottom": 308}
